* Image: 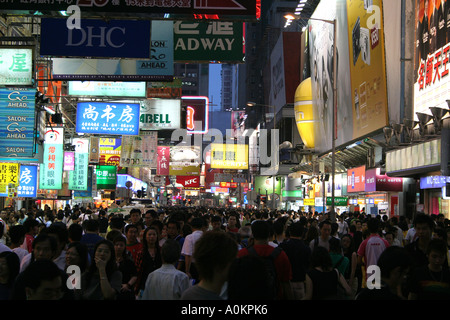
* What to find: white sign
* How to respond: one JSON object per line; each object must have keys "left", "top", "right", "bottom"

{"left": 139, "top": 99, "right": 181, "bottom": 130}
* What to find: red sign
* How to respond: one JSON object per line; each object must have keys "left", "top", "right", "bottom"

{"left": 182, "top": 96, "right": 209, "bottom": 134}
{"left": 157, "top": 146, "right": 170, "bottom": 176}
{"left": 347, "top": 165, "right": 366, "bottom": 193}
{"left": 176, "top": 175, "right": 200, "bottom": 188}
{"left": 220, "top": 182, "right": 238, "bottom": 188}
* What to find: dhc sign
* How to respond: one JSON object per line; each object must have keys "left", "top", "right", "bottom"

{"left": 40, "top": 18, "right": 151, "bottom": 59}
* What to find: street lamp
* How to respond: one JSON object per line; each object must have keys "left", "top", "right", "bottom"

{"left": 284, "top": 13, "right": 337, "bottom": 220}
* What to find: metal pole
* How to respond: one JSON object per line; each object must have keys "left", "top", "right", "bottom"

{"left": 273, "top": 106, "right": 277, "bottom": 210}
{"left": 331, "top": 19, "right": 337, "bottom": 221}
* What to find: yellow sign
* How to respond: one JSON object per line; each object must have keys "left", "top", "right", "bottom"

{"left": 169, "top": 164, "right": 201, "bottom": 176}
{"left": 210, "top": 143, "right": 248, "bottom": 169}
{"left": 294, "top": 78, "right": 315, "bottom": 149}
{"left": 0, "top": 163, "right": 19, "bottom": 193}
{"left": 346, "top": 0, "right": 389, "bottom": 139}
{"left": 304, "top": 198, "right": 315, "bottom": 206}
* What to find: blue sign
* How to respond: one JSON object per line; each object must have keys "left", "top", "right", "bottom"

{"left": 40, "top": 18, "right": 151, "bottom": 59}
{"left": 18, "top": 165, "right": 37, "bottom": 197}
{"left": 76, "top": 102, "right": 140, "bottom": 135}
{"left": 0, "top": 88, "right": 36, "bottom": 158}
{"left": 420, "top": 176, "right": 450, "bottom": 189}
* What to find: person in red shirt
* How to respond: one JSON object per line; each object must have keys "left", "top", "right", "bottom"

{"left": 23, "top": 219, "right": 39, "bottom": 253}
{"left": 125, "top": 224, "right": 142, "bottom": 266}
{"left": 237, "top": 220, "right": 293, "bottom": 299}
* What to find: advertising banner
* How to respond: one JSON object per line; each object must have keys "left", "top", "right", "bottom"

{"left": 76, "top": 102, "right": 140, "bottom": 135}
{"left": 51, "top": 21, "right": 173, "bottom": 81}
{"left": 182, "top": 96, "right": 209, "bottom": 134}
{"left": 39, "top": 128, "right": 64, "bottom": 190}
{"left": 176, "top": 175, "right": 200, "bottom": 188}
{"left": 157, "top": 146, "right": 170, "bottom": 176}
{"left": 346, "top": 0, "right": 389, "bottom": 138}
{"left": 120, "top": 131, "right": 158, "bottom": 167}
{"left": 64, "top": 151, "right": 75, "bottom": 171}
{"left": 0, "top": 88, "right": 36, "bottom": 158}
{"left": 174, "top": 21, "right": 244, "bottom": 62}
{"left": 254, "top": 176, "right": 282, "bottom": 195}
{"left": 1, "top": 0, "right": 258, "bottom": 19}
{"left": 68, "top": 81, "right": 146, "bottom": 98}
{"left": 95, "top": 165, "right": 117, "bottom": 190}
{"left": 414, "top": 0, "right": 450, "bottom": 115}
{"left": 0, "top": 49, "right": 33, "bottom": 85}
{"left": 17, "top": 165, "right": 37, "bottom": 198}
{"left": 40, "top": 18, "right": 151, "bottom": 59}
{"left": 365, "top": 168, "right": 403, "bottom": 192}
{"left": 69, "top": 138, "right": 90, "bottom": 191}
{"left": 210, "top": 143, "right": 248, "bottom": 169}
{"left": 140, "top": 99, "right": 181, "bottom": 130}
{"left": 99, "top": 138, "right": 121, "bottom": 166}
{"left": 347, "top": 165, "right": 366, "bottom": 193}
{"left": 0, "top": 163, "right": 19, "bottom": 194}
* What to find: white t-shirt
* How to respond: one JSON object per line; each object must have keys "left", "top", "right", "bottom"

{"left": 357, "top": 235, "right": 390, "bottom": 271}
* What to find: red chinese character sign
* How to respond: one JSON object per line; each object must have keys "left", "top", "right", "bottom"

{"left": 414, "top": 0, "right": 450, "bottom": 115}
{"left": 182, "top": 96, "right": 209, "bottom": 134}
{"left": 39, "top": 128, "right": 64, "bottom": 190}
{"left": 157, "top": 146, "right": 170, "bottom": 176}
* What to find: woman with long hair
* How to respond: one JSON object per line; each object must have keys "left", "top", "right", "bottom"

{"left": 134, "top": 227, "right": 162, "bottom": 298}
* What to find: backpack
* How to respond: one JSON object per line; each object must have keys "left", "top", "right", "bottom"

{"left": 247, "top": 246, "right": 282, "bottom": 299}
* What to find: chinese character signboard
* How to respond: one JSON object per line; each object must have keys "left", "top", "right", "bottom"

{"left": 39, "top": 128, "right": 64, "bottom": 190}
{"left": 69, "top": 138, "right": 90, "bottom": 191}
{"left": 414, "top": 0, "right": 450, "bottom": 115}
{"left": 99, "top": 138, "right": 121, "bottom": 166}
{"left": 157, "top": 146, "right": 170, "bottom": 176}
{"left": 120, "top": 131, "right": 157, "bottom": 167}
{"left": 95, "top": 165, "right": 117, "bottom": 190}
{"left": 17, "top": 165, "right": 37, "bottom": 197}
{"left": 0, "top": 163, "right": 19, "bottom": 194}
{"left": 0, "top": 48, "right": 33, "bottom": 85}
{"left": 64, "top": 152, "right": 75, "bottom": 171}
{"left": 174, "top": 21, "right": 244, "bottom": 62}
{"left": 76, "top": 102, "right": 140, "bottom": 135}
{"left": 210, "top": 143, "right": 248, "bottom": 169}
{"left": 0, "top": 88, "right": 36, "bottom": 158}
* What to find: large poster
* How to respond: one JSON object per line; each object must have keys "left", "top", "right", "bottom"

{"left": 346, "top": 0, "right": 389, "bottom": 138}
{"left": 414, "top": 0, "right": 450, "bottom": 115}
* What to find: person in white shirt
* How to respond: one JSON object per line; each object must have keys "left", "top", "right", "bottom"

{"left": 141, "top": 239, "right": 190, "bottom": 300}
{"left": 181, "top": 217, "right": 205, "bottom": 283}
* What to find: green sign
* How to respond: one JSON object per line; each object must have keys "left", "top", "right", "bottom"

{"left": 254, "top": 176, "right": 282, "bottom": 195}
{"left": 0, "top": 48, "right": 33, "bottom": 85}
{"left": 69, "top": 138, "right": 90, "bottom": 191}
{"left": 282, "top": 190, "right": 303, "bottom": 198}
{"left": 174, "top": 21, "right": 244, "bottom": 63}
{"left": 326, "top": 197, "right": 348, "bottom": 206}
{"left": 95, "top": 165, "right": 117, "bottom": 190}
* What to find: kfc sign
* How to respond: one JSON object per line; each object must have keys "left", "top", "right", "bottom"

{"left": 176, "top": 176, "right": 200, "bottom": 188}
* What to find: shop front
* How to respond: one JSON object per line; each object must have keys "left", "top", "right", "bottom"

{"left": 419, "top": 175, "right": 450, "bottom": 219}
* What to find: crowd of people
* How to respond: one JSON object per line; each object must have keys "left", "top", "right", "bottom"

{"left": 0, "top": 202, "right": 449, "bottom": 300}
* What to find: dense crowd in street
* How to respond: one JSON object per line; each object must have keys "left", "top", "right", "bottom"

{"left": 0, "top": 203, "right": 449, "bottom": 300}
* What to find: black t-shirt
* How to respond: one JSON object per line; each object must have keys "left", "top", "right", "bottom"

{"left": 407, "top": 265, "right": 450, "bottom": 300}
{"left": 279, "top": 238, "right": 311, "bottom": 282}
{"left": 356, "top": 283, "right": 402, "bottom": 300}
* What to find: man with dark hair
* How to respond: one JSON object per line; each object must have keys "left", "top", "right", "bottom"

{"left": 405, "top": 213, "right": 439, "bottom": 269}
{"left": 181, "top": 231, "right": 237, "bottom": 300}
{"left": 356, "top": 246, "right": 412, "bottom": 300}
{"left": 80, "top": 219, "right": 104, "bottom": 260}
{"left": 407, "top": 238, "right": 450, "bottom": 300}
{"left": 181, "top": 217, "right": 205, "bottom": 283}
{"left": 309, "top": 219, "right": 332, "bottom": 251}
{"left": 22, "top": 219, "right": 39, "bottom": 253}
{"left": 125, "top": 224, "right": 142, "bottom": 265}
{"left": 8, "top": 225, "right": 28, "bottom": 262}
{"left": 279, "top": 221, "right": 311, "bottom": 299}
{"left": 41, "top": 224, "right": 69, "bottom": 270}
{"left": 237, "top": 220, "right": 293, "bottom": 299}
{"left": 22, "top": 260, "right": 64, "bottom": 300}
{"left": 357, "top": 218, "right": 390, "bottom": 283}
{"left": 141, "top": 239, "right": 190, "bottom": 300}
